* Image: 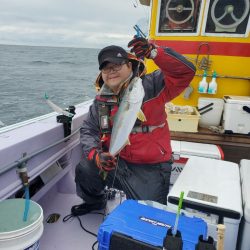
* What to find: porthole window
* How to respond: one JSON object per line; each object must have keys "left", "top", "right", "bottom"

{"left": 203, "top": 0, "right": 250, "bottom": 36}
{"left": 157, "top": 0, "right": 203, "bottom": 34}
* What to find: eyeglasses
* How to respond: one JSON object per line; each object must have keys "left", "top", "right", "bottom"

{"left": 101, "top": 62, "right": 127, "bottom": 74}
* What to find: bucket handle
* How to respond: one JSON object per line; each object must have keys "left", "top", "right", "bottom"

{"left": 198, "top": 102, "right": 214, "bottom": 113}
{"left": 243, "top": 106, "right": 250, "bottom": 114}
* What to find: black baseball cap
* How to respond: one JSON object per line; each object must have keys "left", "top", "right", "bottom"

{"left": 98, "top": 45, "right": 128, "bottom": 70}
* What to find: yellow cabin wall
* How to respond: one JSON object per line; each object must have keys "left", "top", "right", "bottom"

{"left": 146, "top": 56, "right": 250, "bottom": 106}
{"left": 146, "top": 0, "right": 250, "bottom": 106}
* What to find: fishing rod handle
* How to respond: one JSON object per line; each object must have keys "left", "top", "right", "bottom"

{"left": 216, "top": 224, "right": 226, "bottom": 250}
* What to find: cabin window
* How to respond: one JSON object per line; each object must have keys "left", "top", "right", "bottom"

{"left": 158, "top": 0, "right": 203, "bottom": 34}
{"left": 203, "top": 0, "right": 250, "bottom": 36}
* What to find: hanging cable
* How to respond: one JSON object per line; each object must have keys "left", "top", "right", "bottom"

{"left": 63, "top": 211, "right": 104, "bottom": 249}
{"left": 92, "top": 241, "right": 98, "bottom": 250}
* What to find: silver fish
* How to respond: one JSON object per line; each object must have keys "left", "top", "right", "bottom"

{"left": 109, "top": 77, "right": 146, "bottom": 156}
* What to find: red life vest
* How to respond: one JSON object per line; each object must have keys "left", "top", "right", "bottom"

{"left": 96, "top": 93, "right": 172, "bottom": 164}
{"left": 93, "top": 47, "right": 196, "bottom": 164}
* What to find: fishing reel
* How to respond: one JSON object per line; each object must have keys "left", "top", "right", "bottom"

{"left": 105, "top": 188, "right": 117, "bottom": 200}
{"left": 57, "top": 105, "right": 76, "bottom": 137}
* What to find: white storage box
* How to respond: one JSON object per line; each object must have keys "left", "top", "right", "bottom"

{"left": 167, "top": 156, "right": 242, "bottom": 250}
{"left": 223, "top": 95, "right": 250, "bottom": 134}
{"left": 239, "top": 159, "right": 250, "bottom": 250}
{"left": 170, "top": 140, "right": 223, "bottom": 185}
{"left": 198, "top": 98, "right": 224, "bottom": 128}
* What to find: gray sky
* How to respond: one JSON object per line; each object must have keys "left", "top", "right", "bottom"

{"left": 0, "top": 0, "right": 149, "bottom": 48}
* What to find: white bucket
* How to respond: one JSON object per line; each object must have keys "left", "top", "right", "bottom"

{"left": 198, "top": 98, "right": 224, "bottom": 127}
{"left": 0, "top": 199, "right": 43, "bottom": 250}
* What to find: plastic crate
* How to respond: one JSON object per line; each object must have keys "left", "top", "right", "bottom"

{"left": 98, "top": 200, "right": 207, "bottom": 250}
{"left": 166, "top": 107, "right": 200, "bottom": 132}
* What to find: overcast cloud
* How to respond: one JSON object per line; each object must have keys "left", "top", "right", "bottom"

{"left": 0, "top": 0, "right": 149, "bottom": 48}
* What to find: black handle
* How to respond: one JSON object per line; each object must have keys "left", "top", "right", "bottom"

{"left": 200, "top": 107, "right": 213, "bottom": 115}
{"left": 243, "top": 106, "right": 250, "bottom": 114}
{"left": 198, "top": 102, "right": 214, "bottom": 112}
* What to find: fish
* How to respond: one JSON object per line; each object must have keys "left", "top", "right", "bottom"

{"left": 109, "top": 76, "right": 146, "bottom": 156}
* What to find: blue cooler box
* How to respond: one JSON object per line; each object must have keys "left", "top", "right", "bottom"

{"left": 98, "top": 200, "right": 207, "bottom": 250}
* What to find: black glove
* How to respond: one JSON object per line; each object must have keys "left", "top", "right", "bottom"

{"left": 128, "top": 37, "right": 155, "bottom": 59}
{"left": 94, "top": 150, "right": 117, "bottom": 172}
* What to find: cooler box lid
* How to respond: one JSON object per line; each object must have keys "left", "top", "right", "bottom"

{"left": 224, "top": 95, "right": 250, "bottom": 104}
{"left": 180, "top": 141, "right": 222, "bottom": 159}
{"left": 171, "top": 141, "right": 222, "bottom": 159}
{"left": 98, "top": 200, "right": 207, "bottom": 250}
{"left": 168, "top": 156, "right": 242, "bottom": 220}
{"left": 240, "top": 159, "right": 250, "bottom": 222}
{"left": 198, "top": 97, "right": 224, "bottom": 107}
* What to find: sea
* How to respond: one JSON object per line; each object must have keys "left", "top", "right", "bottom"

{"left": 0, "top": 44, "right": 100, "bottom": 126}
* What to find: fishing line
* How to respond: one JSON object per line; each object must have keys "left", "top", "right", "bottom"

{"left": 108, "top": 65, "right": 138, "bottom": 189}
{"left": 119, "top": 72, "right": 133, "bottom": 86}
{"left": 130, "top": 0, "right": 149, "bottom": 34}
{"left": 108, "top": 60, "right": 142, "bottom": 196}
{"left": 110, "top": 155, "right": 120, "bottom": 189}
{"left": 116, "top": 72, "right": 133, "bottom": 95}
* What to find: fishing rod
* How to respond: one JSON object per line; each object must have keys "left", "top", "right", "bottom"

{"left": 1, "top": 94, "right": 79, "bottom": 176}
{"left": 133, "top": 24, "right": 146, "bottom": 38}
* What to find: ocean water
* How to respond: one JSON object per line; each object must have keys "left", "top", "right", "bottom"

{"left": 0, "top": 44, "right": 100, "bottom": 126}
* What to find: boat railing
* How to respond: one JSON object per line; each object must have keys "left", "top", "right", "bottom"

{"left": 0, "top": 100, "right": 93, "bottom": 200}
